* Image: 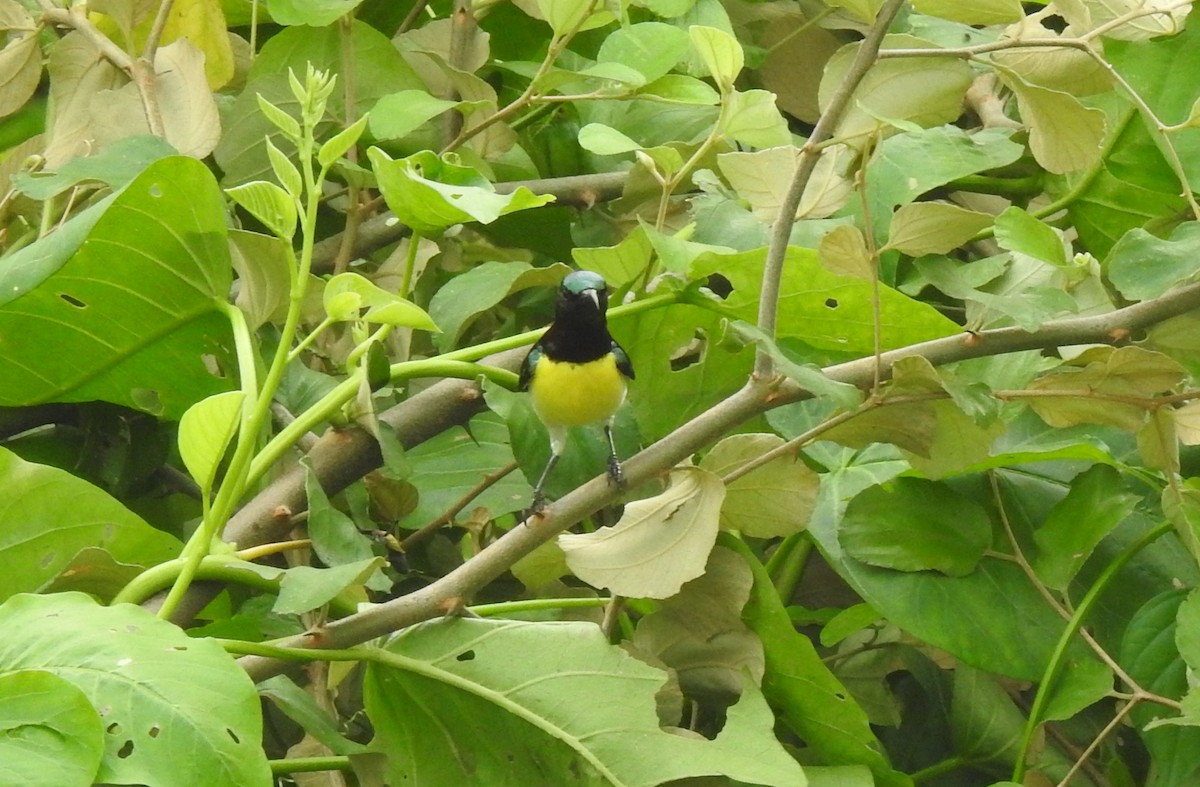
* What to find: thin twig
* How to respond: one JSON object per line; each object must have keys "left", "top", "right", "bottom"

{"left": 400, "top": 461, "right": 519, "bottom": 551}
{"left": 756, "top": 0, "right": 907, "bottom": 378}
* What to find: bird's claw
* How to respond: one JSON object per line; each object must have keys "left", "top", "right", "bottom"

{"left": 606, "top": 456, "right": 624, "bottom": 488}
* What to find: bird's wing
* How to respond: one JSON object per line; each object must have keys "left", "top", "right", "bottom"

{"left": 518, "top": 343, "right": 543, "bottom": 390}
{"left": 612, "top": 341, "right": 634, "bottom": 380}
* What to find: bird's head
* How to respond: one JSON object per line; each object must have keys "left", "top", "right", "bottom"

{"left": 557, "top": 270, "right": 609, "bottom": 315}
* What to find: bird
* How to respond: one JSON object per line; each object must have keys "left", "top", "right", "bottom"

{"left": 519, "top": 270, "right": 634, "bottom": 514}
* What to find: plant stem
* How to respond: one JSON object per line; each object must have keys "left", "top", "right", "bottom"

{"left": 1012, "top": 519, "right": 1172, "bottom": 782}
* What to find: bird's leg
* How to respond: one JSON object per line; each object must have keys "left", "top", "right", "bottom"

{"left": 604, "top": 422, "right": 623, "bottom": 487}
{"left": 528, "top": 451, "right": 561, "bottom": 516}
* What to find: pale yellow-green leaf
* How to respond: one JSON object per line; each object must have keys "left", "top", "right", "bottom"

{"left": 631, "top": 547, "right": 764, "bottom": 700}
{"left": 265, "top": 137, "right": 302, "bottom": 196}
{"left": 256, "top": 94, "right": 301, "bottom": 140}
{"left": 824, "top": 402, "right": 939, "bottom": 457}
{"left": 819, "top": 224, "right": 874, "bottom": 280}
{"left": 318, "top": 114, "right": 369, "bottom": 168}
{"left": 690, "top": 25, "right": 744, "bottom": 93}
{"left": 157, "top": 0, "right": 235, "bottom": 89}
{"left": 1025, "top": 346, "right": 1182, "bottom": 432}
{"left": 178, "top": 391, "right": 246, "bottom": 493}
{"left": 912, "top": 0, "right": 1023, "bottom": 24}
{"left": 905, "top": 403, "right": 1005, "bottom": 479}
{"left": 578, "top": 123, "right": 642, "bottom": 155}
{"left": 535, "top": 0, "right": 614, "bottom": 35}
{"left": 820, "top": 36, "right": 972, "bottom": 143}
{"left": 1174, "top": 401, "right": 1200, "bottom": 446}
{"left": 1164, "top": 483, "right": 1200, "bottom": 566}
{"left": 323, "top": 272, "right": 440, "bottom": 331}
{"left": 511, "top": 539, "right": 571, "bottom": 591}
{"left": 1138, "top": 407, "right": 1180, "bottom": 474}
{"left": 226, "top": 180, "right": 298, "bottom": 240}
{"left": 995, "top": 64, "right": 1105, "bottom": 174}
{"left": 42, "top": 33, "right": 125, "bottom": 166}
{"left": 230, "top": 230, "right": 292, "bottom": 331}
{"left": 1055, "top": 0, "right": 1190, "bottom": 41}
{"left": 151, "top": 39, "right": 222, "bottom": 158}
{"left": 885, "top": 202, "right": 993, "bottom": 256}
{"left": 699, "top": 434, "right": 818, "bottom": 538}
{"left": 722, "top": 89, "right": 792, "bottom": 149}
{"left": 558, "top": 467, "right": 725, "bottom": 599}
{"left": 826, "top": 0, "right": 885, "bottom": 22}
{"left": 0, "top": 0, "right": 40, "bottom": 118}
{"left": 990, "top": 19, "right": 1111, "bottom": 96}
{"left": 1180, "top": 96, "right": 1200, "bottom": 129}
{"left": 717, "top": 145, "right": 852, "bottom": 222}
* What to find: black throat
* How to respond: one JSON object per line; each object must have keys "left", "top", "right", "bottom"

{"left": 539, "top": 289, "right": 614, "bottom": 364}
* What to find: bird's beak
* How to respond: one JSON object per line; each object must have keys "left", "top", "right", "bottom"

{"left": 584, "top": 289, "right": 600, "bottom": 309}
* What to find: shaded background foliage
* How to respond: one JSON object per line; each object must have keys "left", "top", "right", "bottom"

{"left": 5, "top": 0, "right": 1200, "bottom": 785}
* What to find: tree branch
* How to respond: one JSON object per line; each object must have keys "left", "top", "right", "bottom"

{"left": 239, "top": 281, "right": 1200, "bottom": 681}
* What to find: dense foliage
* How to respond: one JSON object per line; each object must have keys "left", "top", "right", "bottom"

{"left": 4, "top": 0, "right": 1200, "bottom": 784}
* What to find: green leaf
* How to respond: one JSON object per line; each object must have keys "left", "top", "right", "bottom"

{"left": 1107, "top": 221, "right": 1200, "bottom": 301}
{"left": 0, "top": 446, "right": 180, "bottom": 602}
{"left": 700, "top": 434, "right": 818, "bottom": 538}
{"left": 1032, "top": 465, "right": 1138, "bottom": 591}
{"left": 226, "top": 180, "right": 298, "bottom": 239}
{"left": 265, "top": 136, "right": 302, "bottom": 196}
{"left": 0, "top": 593, "right": 270, "bottom": 787}
{"left": 367, "top": 90, "right": 460, "bottom": 142}
{"left": 690, "top": 25, "right": 744, "bottom": 93}
{"left": 995, "top": 64, "right": 1106, "bottom": 174}
{"left": 10, "top": 134, "right": 178, "bottom": 201}
{"left": 364, "top": 617, "right": 808, "bottom": 786}
{"left": 178, "top": 390, "right": 245, "bottom": 494}
{"left": 868, "top": 126, "right": 1024, "bottom": 210}
{"left": 258, "top": 676, "right": 370, "bottom": 757}
{"left": 885, "top": 202, "right": 993, "bottom": 256}
{"left": 428, "top": 261, "right": 569, "bottom": 351}
{"left": 638, "top": 74, "right": 720, "bottom": 105}
{"left": 733, "top": 537, "right": 905, "bottom": 787}
{"left": 274, "top": 557, "right": 387, "bottom": 615}
{"left": 839, "top": 477, "right": 992, "bottom": 576}
{"left": 993, "top": 205, "right": 1067, "bottom": 267}
{"left": 1122, "top": 590, "right": 1200, "bottom": 783}
{"left": 369, "top": 148, "right": 555, "bottom": 234}
{"left": 400, "top": 412, "right": 531, "bottom": 527}
{"left": 723, "top": 89, "right": 792, "bottom": 149}
{"left": 720, "top": 144, "right": 853, "bottom": 222}
{"left": 820, "top": 35, "right": 973, "bottom": 140}
{"left": 949, "top": 665, "right": 1025, "bottom": 766}
{"left": 578, "top": 122, "right": 643, "bottom": 155}
{"left": 598, "top": 22, "right": 690, "bottom": 84}
{"left": 0, "top": 670, "right": 104, "bottom": 787}
{"left": 631, "top": 547, "right": 764, "bottom": 701}
{"left": 819, "top": 224, "right": 874, "bottom": 279}
{"left": 254, "top": 93, "right": 300, "bottom": 140}
{"left": 302, "top": 458, "right": 384, "bottom": 591}
{"left": 535, "top": 0, "right": 611, "bottom": 36}
{"left": 317, "top": 113, "right": 369, "bottom": 167}
{"left": 322, "top": 272, "right": 439, "bottom": 330}
{"left": 692, "top": 246, "right": 960, "bottom": 354}
{"left": 911, "top": 0, "right": 1022, "bottom": 23}
{"left": 267, "top": 0, "right": 364, "bottom": 27}
{"left": 229, "top": 229, "right": 292, "bottom": 330}
{"left": 0, "top": 156, "right": 234, "bottom": 419}
{"left": 559, "top": 467, "right": 725, "bottom": 599}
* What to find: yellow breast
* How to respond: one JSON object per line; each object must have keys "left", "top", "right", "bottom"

{"left": 528, "top": 354, "right": 628, "bottom": 427}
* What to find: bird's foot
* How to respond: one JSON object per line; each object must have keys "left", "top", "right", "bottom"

{"left": 522, "top": 490, "right": 548, "bottom": 524}
{"left": 606, "top": 456, "right": 625, "bottom": 488}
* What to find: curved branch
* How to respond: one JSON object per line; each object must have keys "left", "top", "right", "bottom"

{"left": 239, "top": 281, "right": 1200, "bottom": 681}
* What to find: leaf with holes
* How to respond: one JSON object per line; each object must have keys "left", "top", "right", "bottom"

{"left": 0, "top": 669, "right": 104, "bottom": 787}
{"left": 0, "top": 593, "right": 270, "bottom": 787}
{"left": 0, "top": 156, "right": 234, "bottom": 419}
{"left": 364, "top": 616, "right": 807, "bottom": 786}
{"left": 0, "top": 447, "right": 180, "bottom": 603}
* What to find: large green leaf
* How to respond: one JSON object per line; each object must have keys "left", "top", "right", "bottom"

{"left": 693, "top": 247, "right": 960, "bottom": 354}
{"left": 0, "top": 446, "right": 180, "bottom": 602}
{"left": 364, "top": 616, "right": 807, "bottom": 786}
{"left": 0, "top": 593, "right": 270, "bottom": 787}
{"left": 0, "top": 670, "right": 104, "bottom": 787}
{"left": 0, "top": 155, "right": 233, "bottom": 419}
